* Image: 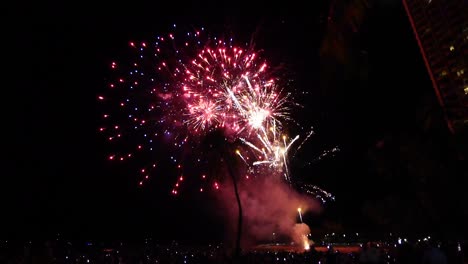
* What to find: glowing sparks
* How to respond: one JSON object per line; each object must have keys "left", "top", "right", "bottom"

{"left": 248, "top": 108, "right": 270, "bottom": 129}
{"left": 239, "top": 128, "right": 300, "bottom": 182}
{"left": 303, "top": 236, "right": 310, "bottom": 250}
{"left": 99, "top": 25, "right": 337, "bottom": 200}
{"left": 182, "top": 48, "right": 289, "bottom": 136}
{"left": 297, "top": 207, "right": 303, "bottom": 223}
{"left": 187, "top": 99, "right": 221, "bottom": 131}
{"left": 296, "top": 183, "right": 336, "bottom": 204}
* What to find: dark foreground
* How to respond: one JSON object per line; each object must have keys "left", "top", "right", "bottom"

{"left": 0, "top": 239, "right": 465, "bottom": 263}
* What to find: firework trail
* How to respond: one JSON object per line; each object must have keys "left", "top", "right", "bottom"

{"left": 296, "top": 183, "right": 336, "bottom": 204}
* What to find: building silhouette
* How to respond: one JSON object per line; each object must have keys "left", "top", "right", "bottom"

{"left": 403, "top": 0, "right": 468, "bottom": 133}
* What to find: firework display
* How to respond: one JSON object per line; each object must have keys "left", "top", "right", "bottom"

{"left": 98, "top": 25, "right": 335, "bottom": 202}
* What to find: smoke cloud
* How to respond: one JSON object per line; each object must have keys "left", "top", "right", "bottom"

{"left": 217, "top": 175, "right": 321, "bottom": 251}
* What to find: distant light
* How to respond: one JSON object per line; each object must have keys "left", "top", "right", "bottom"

{"left": 449, "top": 46, "right": 455, "bottom": 51}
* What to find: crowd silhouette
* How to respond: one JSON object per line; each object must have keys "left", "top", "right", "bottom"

{"left": 0, "top": 239, "right": 465, "bottom": 263}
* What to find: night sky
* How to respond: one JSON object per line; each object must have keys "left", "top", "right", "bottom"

{"left": 5, "top": 1, "right": 465, "bottom": 242}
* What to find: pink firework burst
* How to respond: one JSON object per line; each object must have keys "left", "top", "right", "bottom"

{"left": 181, "top": 46, "right": 291, "bottom": 137}
{"left": 98, "top": 25, "right": 291, "bottom": 194}
{"left": 98, "top": 25, "right": 334, "bottom": 199}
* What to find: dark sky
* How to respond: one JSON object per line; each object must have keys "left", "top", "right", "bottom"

{"left": 5, "top": 1, "right": 460, "bottom": 241}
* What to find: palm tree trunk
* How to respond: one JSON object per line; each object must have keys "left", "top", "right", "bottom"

{"left": 225, "top": 148, "right": 243, "bottom": 260}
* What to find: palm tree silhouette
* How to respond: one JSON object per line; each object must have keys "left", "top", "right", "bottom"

{"left": 202, "top": 129, "right": 243, "bottom": 259}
